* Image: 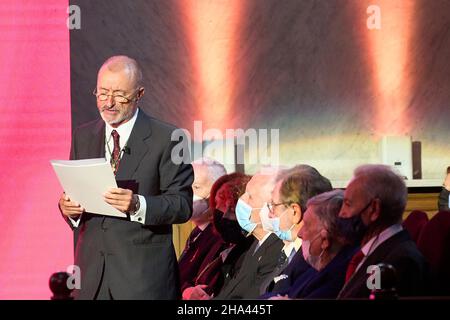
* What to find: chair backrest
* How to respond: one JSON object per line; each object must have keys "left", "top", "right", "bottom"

{"left": 402, "top": 210, "right": 429, "bottom": 244}
{"left": 417, "top": 211, "right": 450, "bottom": 295}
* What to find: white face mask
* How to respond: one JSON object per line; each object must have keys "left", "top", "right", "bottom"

{"left": 193, "top": 194, "right": 204, "bottom": 202}
{"left": 301, "top": 233, "right": 323, "bottom": 270}
{"left": 260, "top": 204, "right": 295, "bottom": 241}
{"left": 259, "top": 203, "right": 279, "bottom": 232}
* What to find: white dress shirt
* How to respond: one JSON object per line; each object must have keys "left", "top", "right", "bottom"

{"left": 282, "top": 237, "right": 302, "bottom": 263}
{"left": 69, "top": 109, "right": 147, "bottom": 227}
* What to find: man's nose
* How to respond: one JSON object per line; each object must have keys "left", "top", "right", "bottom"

{"left": 338, "top": 208, "right": 347, "bottom": 218}
{"left": 106, "top": 95, "right": 116, "bottom": 106}
{"left": 268, "top": 209, "right": 276, "bottom": 219}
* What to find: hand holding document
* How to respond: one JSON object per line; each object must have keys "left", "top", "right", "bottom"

{"left": 51, "top": 158, "right": 127, "bottom": 218}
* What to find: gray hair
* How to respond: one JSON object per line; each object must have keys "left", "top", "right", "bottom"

{"left": 192, "top": 157, "right": 227, "bottom": 184}
{"left": 353, "top": 164, "right": 407, "bottom": 225}
{"left": 306, "top": 189, "right": 344, "bottom": 243}
{"left": 99, "top": 55, "right": 144, "bottom": 87}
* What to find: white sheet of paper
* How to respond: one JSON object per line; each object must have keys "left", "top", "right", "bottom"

{"left": 50, "top": 158, "right": 126, "bottom": 218}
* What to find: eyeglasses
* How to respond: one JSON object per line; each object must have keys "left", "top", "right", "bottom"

{"left": 266, "top": 201, "right": 291, "bottom": 213}
{"left": 93, "top": 88, "right": 140, "bottom": 104}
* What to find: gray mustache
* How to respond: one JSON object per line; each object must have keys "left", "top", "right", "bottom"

{"left": 101, "top": 105, "right": 119, "bottom": 112}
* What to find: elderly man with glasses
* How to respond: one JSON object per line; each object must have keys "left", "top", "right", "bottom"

{"left": 58, "top": 55, "right": 194, "bottom": 300}
{"left": 259, "top": 165, "right": 332, "bottom": 297}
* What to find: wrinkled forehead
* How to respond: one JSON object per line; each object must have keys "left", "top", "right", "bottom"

{"left": 97, "top": 67, "right": 137, "bottom": 91}
{"left": 345, "top": 176, "right": 369, "bottom": 199}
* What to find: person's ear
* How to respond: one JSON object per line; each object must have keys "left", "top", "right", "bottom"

{"left": 320, "top": 229, "right": 329, "bottom": 250}
{"left": 291, "top": 203, "right": 302, "bottom": 224}
{"left": 137, "top": 87, "right": 145, "bottom": 99}
{"left": 368, "top": 198, "right": 381, "bottom": 222}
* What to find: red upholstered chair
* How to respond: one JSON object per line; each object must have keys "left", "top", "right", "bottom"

{"left": 402, "top": 210, "right": 429, "bottom": 244}
{"left": 417, "top": 211, "right": 450, "bottom": 295}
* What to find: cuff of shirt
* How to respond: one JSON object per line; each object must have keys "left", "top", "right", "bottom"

{"left": 130, "top": 195, "right": 147, "bottom": 225}
{"left": 68, "top": 216, "right": 81, "bottom": 228}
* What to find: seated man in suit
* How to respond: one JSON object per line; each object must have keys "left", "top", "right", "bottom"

{"left": 183, "top": 173, "right": 253, "bottom": 299}
{"left": 438, "top": 166, "right": 450, "bottom": 211}
{"left": 269, "top": 190, "right": 359, "bottom": 299}
{"left": 259, "top": 165, "right": 332, "bottom": 296}
{"left": 58, "top": 55, "right": 194, "bottom": 299}
{"left": 212, "top": 167, "right": 285, "bottom": 299}
{"left": 179, "top": 157, "right": 226, "bottom": 292}
{"left": 337, "top": 164, "right": 429, "bottom": 299}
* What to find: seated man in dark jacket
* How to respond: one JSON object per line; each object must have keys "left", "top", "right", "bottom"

{"left": 182, "top": 173, "right": 252, "bottom": 299}
{"left": 267, "top": 190, "right": 359, "bottom": 299}
{"left": 337, "top": 164, "right": 430, "bottom": 299}
{"left": 259, "top": 165, "right": 332, "bottom": 297}
{"left": 213, "top": 167, "right": 285, "bottom": 300}
{"left": 438, "top": 166, "right": 450, "bottom": 211}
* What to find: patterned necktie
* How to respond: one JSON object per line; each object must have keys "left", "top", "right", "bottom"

{"left": 345, "top": 249, "right": 365, "bottom": 283}
{"left": 278, "top": 250, "right": 288, "bottom": 267}
{"left": 110, "top": 130, "right": 121, "bottom": 175}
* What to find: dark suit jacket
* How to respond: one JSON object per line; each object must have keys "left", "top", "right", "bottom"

{"left": 66, "top": 110, "right": 194, "bottom": 300}
{"left": 259, "top": 248, "right": 312, "bottom": 298}
{"left": 179, "top": 223, "right": 225, "bottom": 292}
{"left": 288, "top": 245, "right": 358, "bottom": 299}
{"left": 214, "top": 233, "right": 284, "bottom": 300}
{"left": 338, "top": 230, "right": 429, "bottom": 299}
{"left": 192, "top": 237, "right": 254, "bottom": 297}
{"left": 438, "top": 188, "right": 450, "bottom": 211}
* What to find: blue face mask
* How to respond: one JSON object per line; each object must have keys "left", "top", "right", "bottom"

{"left": 235, "top": 199, "right": 260, "bottom": 234}
{"left": 260, "top": 203, "right": 296, "bottom": 241}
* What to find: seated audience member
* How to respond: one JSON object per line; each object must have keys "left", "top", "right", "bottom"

{"left": 259, "top": 165, "right": 332, "bottom": 296}
{"left": 213, "top": 167, "right": 285, "bottom": 300}
{"left": 337, "top": 164, "right": 429, "bottom": 299}
{"left": 178, "top": 158, "right": 226, "bottom": 291}
{"left": 270, "top": 190, "right": 359, "bottom": 299}
{"left": 438, "top": 166, "right": 450, "bottom": 211}
{"left": 183, "top": 173, "right": 252, "bottom": 299}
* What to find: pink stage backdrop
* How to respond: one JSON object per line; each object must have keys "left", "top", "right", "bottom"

{"left": 0, "top": 0, "right": 72, "bottom": 299}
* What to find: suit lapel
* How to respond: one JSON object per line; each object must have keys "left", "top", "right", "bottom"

{"left": 115, "top": 111, "right": 152, "bottom": 180}
{"left": 339, "top": 230, "right": 409, "bottom": 296}
{"left": 86, "top": 119, "right": 105, "bottom": 159}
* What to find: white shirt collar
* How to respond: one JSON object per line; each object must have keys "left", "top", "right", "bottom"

{"left": 105, "top": 108, "right": 139, "bottom": 150}
{"left": 258, "top": 232, "right": 273, "bottom": 246}
{"left": 282, "top": 237, "right": 302, "bottom": 259}
{"left": 361, "top": 223, "right": 403, "bottom": 257}
{"left": 197, "top": 221, "right": 210, "bottom": 231}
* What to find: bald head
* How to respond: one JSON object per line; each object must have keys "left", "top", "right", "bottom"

{"left": 98, "top": 55, "right": 143, "bottom": 88}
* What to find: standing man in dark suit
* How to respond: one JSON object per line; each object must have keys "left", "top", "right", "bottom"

{"left": 58, "top": 55, "right": 194, "bottom": 300}
{"left": 337, "top": 164, "right": 429, "bottom": 299}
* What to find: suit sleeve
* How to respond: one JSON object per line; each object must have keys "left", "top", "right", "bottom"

{"left": 144, "top": 137, "right": 194, "bottom": 225}
{"left": 438, "top": 188, "right": 450, "bottom": 211}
